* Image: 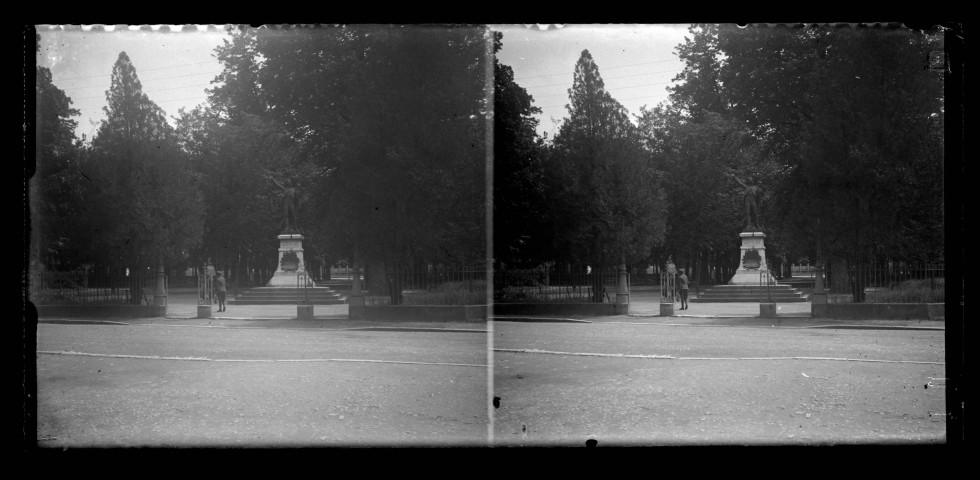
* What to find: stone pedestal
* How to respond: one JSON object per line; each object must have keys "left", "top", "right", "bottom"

{"left": 297, "top": 304, "right": 314, "bottom": 320}
{"left": 267, "top": 233, "right": 314, "bottom": 287}
{"left": 660, "top": 303, "right": 674, "bottom": 316}
{"left": 728, "top": 231, "right": 771, "bottom": 285}
{"left": 810, "top": 263, "right": 828, "bottom": 317}
{"left": 760, "top": 303, "right": 777, "bottom": 318}
{"left": 153, "top": 264, "right": 167, "bottom": 307}
{"left": 197, "top": 304, "right": 212, "bottom": 319}
{"left": 615, "top": 264, "right": 630, "bottom": 315}
{"left": 348, "top": 271, "right": 364, "bottom": 320}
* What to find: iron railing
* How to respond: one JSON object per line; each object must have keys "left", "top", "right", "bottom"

{"left": 365, "top": 267, "right": 488, "bottom": 306}
{"left": 355, "top": 265, "right": 631, "bottom": 305}
{"left": 495, "top": 267, "right": 620, "bottom": 304}
{"left": 827, "top": 262, "right": 944, "bottom": 304}
{"left": 198, "top": 274, "right": 213, "bottom": 306}
{"left": 660, "top": 271, "right": 677, "bottom": 304}
{"left": 328, "top": 267, "right": 356, "bottom": 280}
{"left": 31, "top": 269, "right": 160, "bottom": 305}
{"left": 759, "top": 268, "right": 776, "bottom": 302}
{"left": 298, "top": 272, "right": 315, "bottom": 304}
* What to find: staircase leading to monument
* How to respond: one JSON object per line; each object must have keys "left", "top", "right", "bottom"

{"left": 691, "top": 283, "right": 808, "bottom": 303}
{"left": 777, "top": 276, "right": 815, "bottom": 289}
{"left": 229, "top": 285, "right": 347, "bottom": 305}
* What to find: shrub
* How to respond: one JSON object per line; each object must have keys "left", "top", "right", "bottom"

{"left": 829, "top": 278, "right": 944, "bottom": 304}
{"left": 402, "top": 280, "right": 488, "bottom": 305}
{"left": 500, "top": 268, "right": 549, "bottom": 288}
{"left": 868, "top": 278, "right": 944, "bottom": 303}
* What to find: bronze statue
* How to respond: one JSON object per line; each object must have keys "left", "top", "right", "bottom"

{"left": 271, "top": 177, "right": 299, "bottom": 233}
{"left": 732, "top": 174, "right": 761, "bottom": 231}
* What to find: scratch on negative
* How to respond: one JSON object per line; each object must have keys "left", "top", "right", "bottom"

{"left": 37, "top": 351, "right": 485, "bottom": 367}
{"left": 494, "top": 349, "right": 944, "bottom": 365}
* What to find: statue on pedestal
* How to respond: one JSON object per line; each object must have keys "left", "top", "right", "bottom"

{"left": 263, "top": 171, "right": 312, "bottom": 287}
{"left": 271, "top": 177, "right": 300, "bottom": 233}
{"left": 732, "top": 173, "right": 761, "bottom": 232}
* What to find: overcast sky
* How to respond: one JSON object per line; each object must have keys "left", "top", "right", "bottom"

{"left": 36, "top": 24, "right": 693, "bottom": 142}
{"left": 491, "top": 24, "right": 692, "bottom": 139}
{"left": 36, "top": 25, "right": 230, "bottom": 141}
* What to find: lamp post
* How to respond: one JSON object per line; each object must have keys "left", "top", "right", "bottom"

{"left": 153, "top": 260, "right": 167, "bottom": 316}
{"left": 811, "top": 238, "right": 828, "bottom": 317}
{"left": 615, "top": 258, "right": 629, "bottom": 315}
{"left": 349, "top": 262, "right": 365, "bottom": 320}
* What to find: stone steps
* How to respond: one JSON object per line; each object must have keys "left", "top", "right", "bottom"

{"left": 779, "top": 277, "right": 816, "bottom": 286}
{"left": 234, "top": 289, "right": 344, "bottom": 297}
{"left": 229, "top": 287, "right": 347, "bottom": 305}
{"left": 229, "top": 300, "right": 347, "bottom": 305}
{"left": 691, "top": 284, "right": 808, "bottom": 303}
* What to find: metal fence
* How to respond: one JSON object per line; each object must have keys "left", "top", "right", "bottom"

{"left": 298, "top": 272, "right": 315, "bottom": 304}
{"left": 198, "top": 274, "right": 213, "bottom": 306}
{"left": 31, "top": 269, "right": 160, "bottom": 305}
{"left": 328, "top": 267, "right": 357, "bottom": 281}
{"left": 827, "top": 263, "right": 944, "bottom": 304}
{"left": 791, "top": 264, "right": 818, "bottom": 277}
{"left": 364, "top": 267, "right": 488, "bottom": 306}
{"left": 495, "top": 267, "right": 621, "bottom": 304}
{"left": 660, "top": 271, "right": 676, "bottom": 304}
{"left": 759, "top": 268, "right": 776, "bottom": 303}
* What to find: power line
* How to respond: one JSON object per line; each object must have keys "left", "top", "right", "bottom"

{"left": 71, "top": 81, "right": 218, "bottom": 101}
{"left": 513, "top": 57, "right": 679, "bottom": 81}
{"left": 533, "top": 80, "right": 673, "bottom": 99}
{"left": 71, "top": 94, "right": 210, "bottom": 111}
{"left": 68, "top": 64, "right": 677, "bottom": 103}
{"left": 62, "top": 69, "right": 223, "bottom": 93}
{"left": 520, "top": 67, "right": 683, "bottom": 89}
{"left": 52, "top": 60, "right": 220, "bottom": 82}
{"left": 67, "top": 71, "right": 221, "bottom": 91}
{"left": 154, "top": 95, "right": 210, "bottom": 104}
{"left": 617, "top": 92, "right": 673, "bottom": 102}
{"left": 601, "top": 70, "right": 682, "bottom": 81}
{"left": 535, "top": 92, "right": 671, "bottom": 109}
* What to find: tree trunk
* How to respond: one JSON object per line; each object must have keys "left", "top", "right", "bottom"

{"left": 387, "top": 259, "right": 405, "bottom": 306}
{"left": 830, "top": 257, "right": 849, "bottom": 297}
{"left": 590, "top": 263, "right": 605, "bottom": 303}
{"left": 850, "top": 260, "right": 867, "bottom": 303}
{"left": 234, "top": 250, "right": 241, "bottom": 296}
{"left": 366, "top": 258, "right": 387, "bottom": 302}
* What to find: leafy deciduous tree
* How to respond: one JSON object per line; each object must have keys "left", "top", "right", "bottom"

{"left": 256, "top": 26, "right": 489, "bottom": 276}
{"left": 548, "top": 49, "right": 667, "bottom": 284}
{"left": 32, "top": 36, "right": 84, "bottom": 270}
{"left": 82, "top": 52, "right": 204, "bottom": 271}
{"left": 668, "top": 24, "right": 944, "bottom": 281}
{"left": 492, "top": 31, "right": 550, "bottom": 267}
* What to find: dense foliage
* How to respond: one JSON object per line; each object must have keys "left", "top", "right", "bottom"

{"left": 254, "top": 26, "right": 489, "bottom": 269}
{"left": 702, "top": 25, "right": 944, "bottom": 266}
{"left": 32, "top": 25, "right": 945, "bottom": 292}
{"left": 32, "top": 39, "right": 85, "bottom": 269}
{"left": 168, "top": 26, "right": 491, "bottom": 287}
{"left": 545, "top": 49, "right": 666, "bottom": 269}
{"left": 32, "top": 46, "right": 205, "bottom": 274}
{"left": 491, "top": 25, "right": 944, "bottom": 284}
{"left": 492, "top": 32, "right": 550, "bottom": 267}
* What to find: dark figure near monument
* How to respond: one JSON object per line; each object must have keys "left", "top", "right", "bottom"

{"left": 215, "top": 271, "right": 227, "bottom": 312}
{"left": 732, "top": 174, "right": 761, "bottom": 231}
{"left": 272, "top": 178, "right": 299, "bottom": 233}
{"left": 677, "top": 268, "right": 689, "bottom": 310}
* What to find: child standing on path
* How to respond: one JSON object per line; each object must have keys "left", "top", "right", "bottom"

{"left": 215, "top": 271, "right": 227, "bottom": 312}
{"left": 677, "top": 269, "right": 689, "bottom": 310}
